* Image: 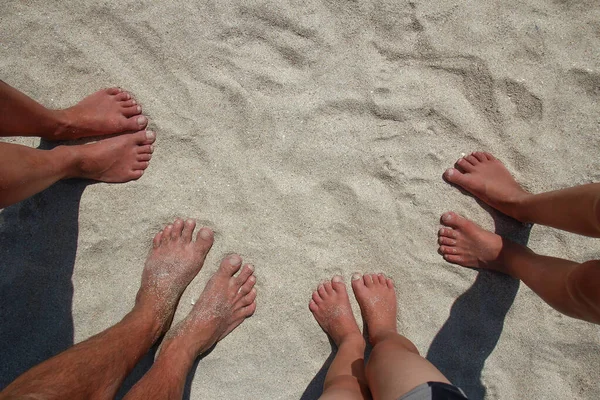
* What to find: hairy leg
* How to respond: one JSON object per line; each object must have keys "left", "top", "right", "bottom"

{"left": 0, "top": 219, "right": 215, "bottom": 400}
{"left": 444, "top": 152, "right": 600, "bottom": 237}
{"left": 439, "top": 212, "right": 600, "bottom": 324}
{"left": 0, "top": 130, "right": 155, "bottom": 208}
{"left": 352, "top": 274, "right": 453, "bottom": 400}
{"left": 0, "top": 80, "right": 147, "bottom": 140}
{"left": 123, "top": 255, "right": 257, "bottom": 400}
{"left": 309, "top": 276, "right": 369, "bottom": 400}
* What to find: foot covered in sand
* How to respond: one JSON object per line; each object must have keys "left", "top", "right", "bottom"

{"left": 444, "top": 152, "right": 529, "bottom": 219}
{"left": 55, "top": 87, "right": 148, "bottom": 140}
{"left": 67, "top": 129, "right": 156, "bottom": 182}
{"left": 136, "top": 219, "right": 215, "bottom": 336}
{"left": 438, "top": 211, "right": 504, "bottom": 272}
{"left": 309, "top": 276, "right": 362, "bottom": 346}
{"left": 351, "top": 273, "right": 397, "bottom": 345}
{"left": 163, "top": 254, "right": 257, "bottom": 356}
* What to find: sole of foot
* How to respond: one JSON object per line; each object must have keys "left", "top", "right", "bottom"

{"left": 163, "top": 254, "right": 257, "bottom": 356}
{"left": 351, "top": 273, "right": 397, "bottom": 346}
{"left": 443, "top": 151, "right": 530, "bottom": 220}
{"left": 309, "top": 275, "right": 363, "bottom": 347}
{"left": 136, "top": 218, "right": 215, "bottom": 336}
{"left": 438, "top": 211, "right": 505, "bottom": 272}
{"left": 64, "top": 129, "right": 156, "bottom": 182}
{"left": 54, "top": 87, "right": 148, "bottom": 140}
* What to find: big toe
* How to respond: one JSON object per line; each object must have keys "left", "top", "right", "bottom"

{"left": 218, "top": 254, "right": 243, "bottom": 277}
{"left": 441, "top": 211, "right": 468, "bottom": 229}
{"left": 126, "top": 115, "right": 148, "bottom": 131}
{"left": 443, "top": 168, "right": 471, "bottom": 187}
{"left": 351, "top": 273, "right": 366, "bottom": 294}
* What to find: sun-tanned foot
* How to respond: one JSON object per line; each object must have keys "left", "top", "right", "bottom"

{"left": 135, "top": 219, "right": 215, "bottom": 338}
{"left": 53, "top": 87, "right": 148, "bottom": 140}
{"left": 351, "top": 273, "right": 397, "bottom": 346}
{"left": 444, "top": 152, "right": 530, "bottom": 220}
{"left": 61, "top": 129, "right": 156, "bottom": 182}
{"left": 309, "top": 276, "right": 363, "bottom": 347}
{"left": 438, "top": 211, "right": 506, "bottom": 272}
{"left": 161, "top": 254, "right": 257, "bottom": 357}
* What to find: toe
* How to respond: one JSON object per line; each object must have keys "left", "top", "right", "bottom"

{"left": 239, "top": 288, "right": 257, "bottom": 307}
{"left": 120, "top": 99, "right": 137, "bottom": 107}
{"left": 161, "top": 224, "right": 173, "bottom": 243}
{"left": 137, "top": 153, "right": 152, "bottom": 162}
{"left": 235, "top": 264, "right": 255, "bottom": 286}
{"left": 312, "top": 291, "right": 323, "bottom": 304}
{"left": 171, "top": 219, "right": 184, "bottom": 240}
{"left": 456, "top": 158, "right": 475, "bottom": 172}
{"left": 137, "top": 144, "right": 154, "bottom": 154}
{"left": 128, "top": 115, "right": 149, "bottom": 132}
{"left": 181, "top": 219, "right": 196, "bottom": 243}
{"left": 363, "top": 274, "right": 374, "bottom": 287}
{"left": 317, "top": 283, "right": 327, "bottom": 298}
{"left": 443, "top": 168, "right": 469, "bottom": 186}
{"left": 115, "top": 92, "right": 130, "bottom": 101}
{"left": 153, "top": 231, "right": 163, "bottom": 248}
{"left": 386, "top": 278, "right": 394, "bottom": 289}
{"left": 483, "top": 152, "right": 496, "bottom": 160}
{"left": 438, "top": 236, "right": 457, "bottom": 246}
{"left": 236, "top": 301, "right": 256, "bottom": 319}
{"left": 323, "top": 280, "right": 334, "bottom": 295}
{"left": 133, "top": 129, "right": 154, "bottom": 145}
{"left": 439, "top": 245, "right": 459, "bottom": 255}
{"left": 377, "top": 273, "right": 386, "bottom": 285}
{"left": 331, "top": 275, "right": 345, "bottom": 292}
{"left": 465, "top": 154, "right": 479, "bottom": 165}
{"left": 441, "top": 212, "right": 466, "bottom": 229}
{"left": 123, "top": 105, "right": 142, "bottom": 117}
{"left": 195, "top": 228, "right": 214, "bottom": 252}
{"left": 443, "top": 254, "right": 464, "bottom": 264}
{"left": 219, "top": 254, "right": 243, "bottom": 277}
{"left": 107, "top": 87, "right": 122, "bottom": 95}
{"left": 133, "top": 161, "right": 150, "bottom": 171}
{"left": 238, "top": 275, "right": 256, "bottom": 296}
{"left": 351, "top": 273, "right": 365, "bottom": 292}
{"left": 438, "top": 227, "right": 457, "bottom": 238}
{"left": 309, "top": 299, "right": 318, "bottom": 312}
{"left": 473, "top": 152, "right": 487, "bottom": 162}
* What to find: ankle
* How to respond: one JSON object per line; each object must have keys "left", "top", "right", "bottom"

{"left": 503, "top": 191, "right": 533, "bottom": 222}
{"left": 49, "top": 109, "right": 73, "bottom": 140}
{"left": 48, "top": 145, "right": 82, "bottom": 180}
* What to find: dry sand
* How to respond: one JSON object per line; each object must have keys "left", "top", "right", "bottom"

{"left": 1, "top": 0, "right": 599, "bottom": 399}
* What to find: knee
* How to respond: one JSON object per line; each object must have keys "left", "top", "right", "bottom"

{"left": 321, "top": 375, "right": 365, "bottom": 399}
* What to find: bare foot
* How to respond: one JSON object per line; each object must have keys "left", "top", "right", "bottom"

{"left": 309, "top": 276, "right": 362, "bottom": 346}
{"left": 54, "top": 87, "right": 148, "bottom": 140}
{"left": 351, "top": 273, "right": 397, "bottom": 346}
{"left": 65, "top": 129, "right": 156, "bottom": 182}
{"left": 438, "top": 211, "right": 505, "bottom": 272}
{"left": 444, "top": 152, "right": 530, "bottom": 220}
{"left": 136, "top": 219, "right": 215, "bottom": 337}
{"left": 163, "top": 255, "right": 257, "bottom": 356}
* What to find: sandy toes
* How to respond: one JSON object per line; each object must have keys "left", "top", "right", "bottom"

{"left": 55, "top": 87, "right": 148, "bottom": 140}
{"left": 163, "top": 254, "right": 257, "bottom": 356}
{"left": 136, "top": 219, "right": 215, "bottom": 336}
{"left": 309, "top": 275, "right": 362, "bottom": 346}
{"left": 351, "top": 273, "right": 397, "bottom": 346}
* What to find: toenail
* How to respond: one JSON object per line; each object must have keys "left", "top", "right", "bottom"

{"left": 246, "top": 264, "right": 255, "bottom": 272}
{"left": 145, "top": 130, "right": 155, "bottom": 140}
{"left": 332, "top": 275, "right": 343, "bottom": 283}
{"left": 351, "top": 273, "right": 362, "bottom": 281}
{"left": 229, "top": 254, "right": 242, "bottom": 266}
{"left": 136, "top": 105, "right": 141, "bottom": 113}
{"left": 138, "top": 116, "right": 148, "bottom": 126}
{"left": 199, "top": 228, "right": 213, "bottom": 240}
{"left": 445, "top": 168, "right": 454, "bottom": 176}
{"left": 443, "top": 214, "right": 453, "bottom": 222}
{"left": 132, "top": 100, "right": 137, "bottom": 105}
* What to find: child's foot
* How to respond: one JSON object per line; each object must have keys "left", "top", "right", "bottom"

{"left": 54, "top": 87, "right": 148, "bottom": 140}
{"left": 438, "top": 211, "right": 505, "bottom": 272}
{"left": 351, "top": 273, "right": 397, "bottom": 346}
{"left": 444, "top": 152, "right": 530, "bottom": 220}
{"left": 163, "top": 255, "right": 257, "bottom": 356}
{"left": 135, "top": 219, "right": 215, "bottom": 337}
{"left": 309, "top": 276, "right": 363, "bottom": 346}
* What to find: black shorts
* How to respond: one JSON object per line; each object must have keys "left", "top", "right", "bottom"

{"left": 398, "top": 381, "right": 468, "bottom": 400}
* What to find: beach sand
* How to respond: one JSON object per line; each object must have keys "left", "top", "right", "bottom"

{"left": 1, "top": 1, "right": 599, "bottom": 399}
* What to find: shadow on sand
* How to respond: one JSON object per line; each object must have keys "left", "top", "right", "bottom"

{"left": 0, "top": 140, "right": 89, "bottom": 388}
{"left": 426, "top": 214, "right": 532, "bottom": 400}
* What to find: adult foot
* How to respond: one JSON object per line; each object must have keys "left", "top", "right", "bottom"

{"left": 136, "top": 219, "right": 215, "bottom": 336}
{"left": 351, "top": 273, "right": 397, "bottom": 346}
{"left": 309, "top": 276, "right": 362, "bottom": 346}
{"left": 438, "top": 211, "right": 505, "bottom": 272}
{"left": 54, "top": 87, "right": 148, "bottom": 140}
{"left": 63, "top": 129, "right": 156, "bottom": 182}
{"left": 163, "top": 255, "right": 257, "bottom": 356}
{"left": 444, "top": 152, "right": 530, "bottom": 220}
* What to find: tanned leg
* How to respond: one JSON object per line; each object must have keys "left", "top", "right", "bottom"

{"left": 438, "top": 212, "right": 600, "bottom": 324}
{"left": 309, "top": 276, "right": 368, "bottom": 400}
{"left": 0, "top": 219, "right": 215, "bottom": 400}
{"left": 0, "top": 80, "right": 148, "bottom": 140}
{"left": 352, "top": 274, "right": 452, "bottom": 400}
{"left": 123, "top": 255, "right": 257, "bottom": 400}
{"left": 444, "top": 151, "right": 600, "bottom": 237}
{"left": 0, "top": 130, "right": 155, "bottom": 208}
